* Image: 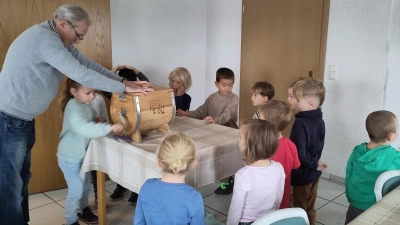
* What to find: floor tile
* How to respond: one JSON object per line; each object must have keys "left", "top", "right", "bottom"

{"left": 106, "top": 202, "right": 136, "bottom": 225}
{"left": 29, "top": 202, "right": 65, "bottom": 225}
{"left": 203, "top": 193, "right": 232, "bottom": 215}
{"left": 57, "top": 189, "right": 126, "bottom": 209}
{"left": 106, "top": 179, "right": 116, "bottom": 186}
{"left": 316, "top": 202, "right": 348, "bottom": 225}
{"left": 317, "top": 179, "right": 345, "bottom": 201}
{"left": 205, "top": 206, "right": 228, "bottom": 222}
{"left": 332, "top": 193, "right": 349, "bottom": 207}
{"left": 196, "top": 182, "right": 220, "bottom": 197}
{"left": 29, "top": 193, "right": 54, "bottom": 210}
{"left": 44, "top": 188, "right": 68, "bottom": 201}
{"left": 315, "top": 197, "right": 329, "bottom": 210}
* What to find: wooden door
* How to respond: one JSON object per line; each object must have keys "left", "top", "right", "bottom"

{"left": 240, "top": 0, "right": 329, "bottom": 136}
{"left": 0, "top": 0, "right": 113, "bottom": 194}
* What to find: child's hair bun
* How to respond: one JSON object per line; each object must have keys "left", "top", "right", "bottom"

{"left": 169, "top": 159, "right": 187, "bottom": 174}
{"left": 157, "top": 132, "right": 197, "bottom": 174}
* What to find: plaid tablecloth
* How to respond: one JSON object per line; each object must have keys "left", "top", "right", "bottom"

{"left": 80, "top": 116, "right": 244, "bottom": 193}
{"left": 349, "top": 186, "right": 400, "bottom": 225}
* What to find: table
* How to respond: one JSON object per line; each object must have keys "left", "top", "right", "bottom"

{"left": 349, "top": 186, "right": 400, "bottom": 224}
{"left": 81, "top": 116, "right": 244, "bottom": 225}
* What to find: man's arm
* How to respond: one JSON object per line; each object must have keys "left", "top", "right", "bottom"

{"left": 68, "top": 46, "right": 122, "bottom": 82}
{"left": 40, "top": 35, "right": 125, "bottom": 93}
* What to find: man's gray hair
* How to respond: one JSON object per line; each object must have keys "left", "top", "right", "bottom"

{"left": 53, "top": 4, "right": 91, "bottom": 27}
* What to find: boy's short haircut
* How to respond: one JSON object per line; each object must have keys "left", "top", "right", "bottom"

{"left": 259, "top": 100, "right": 292, "bottom": 131}
{"left": 366, "top": 110, "right": 397, "bottom": 143}
{"left": 251, "top": 81, "right": 275, "bottom": 100}
{"left": 168, "top": 67, "right": 193, "bottom": 91}
{"left": 293, "top": 77, "right": 325, "bottom": 106}
{"left": 241, "top": 119, "right": 279, "bottom": 164}
{"left": 216, "top": 67, "right": 235, "bottom": 82}
{"left": 289, "top": 77, "right": 306, "bottom": 88}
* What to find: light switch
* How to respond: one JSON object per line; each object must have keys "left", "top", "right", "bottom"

{"left": 329, "top": 65, "right": 337, "bottom": 80}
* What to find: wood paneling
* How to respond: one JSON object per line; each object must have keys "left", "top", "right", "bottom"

{"left": 240, "top": 0, "right": 329, "bottom": 136}
{"left": 0, "top": 0, "right": 113, "bottom": 194}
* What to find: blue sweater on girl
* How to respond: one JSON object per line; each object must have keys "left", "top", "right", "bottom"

{"left": 134, "top": 178, "right": 205, "bottom": 225}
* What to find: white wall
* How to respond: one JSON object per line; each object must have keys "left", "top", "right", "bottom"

{"left": 384, "top": 0, "right": 400, "bottom": 148}
{"left": 205, "top": 1, "right": 242, "bottom": 97}
{"left": 110, "top": 0, "right": 400, "bottom": 178}
{"left": 321, "top": 0, "right": 400, "bottom": 177}
{"left": 110, "top": 0, "right": 207, "bottom": 109}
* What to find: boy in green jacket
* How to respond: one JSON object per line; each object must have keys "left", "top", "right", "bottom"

{"left": 345, "top": 110, "right": 400, "bottom": 224}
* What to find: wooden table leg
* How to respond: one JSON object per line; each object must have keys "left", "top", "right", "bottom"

{"left": 96, "top": 170, "right": 107, "bottom": 225}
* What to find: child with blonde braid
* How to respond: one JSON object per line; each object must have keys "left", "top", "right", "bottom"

{"left": 134, "top": 133, "right": 205, "bottom": 225}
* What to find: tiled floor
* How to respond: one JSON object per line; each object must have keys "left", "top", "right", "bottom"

{"left": 28, "top": 177, "right": 347, "bottom": 225}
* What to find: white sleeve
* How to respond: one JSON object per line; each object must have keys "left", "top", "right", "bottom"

{"left": 91, "top": 94, "right": 109, "bottom": 122}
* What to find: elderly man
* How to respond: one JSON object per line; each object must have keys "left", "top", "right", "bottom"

{"left": 0, "top": 4, "right": 151, "bottom": 225}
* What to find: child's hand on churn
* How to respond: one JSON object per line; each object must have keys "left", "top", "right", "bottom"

{"left": 110, "top": 123, "right": 124, "bottom": 134}
{"left": 317, "top": 161, "right": 328, "bottom": 171}
{"left": 176, "top": 109, "right": 188, "bottom": 116}
{"left": 204, "top": 116, "right": 215, "bottom": 123}
{"left": 96, "top": 117, "right": 107, "bottom": 123}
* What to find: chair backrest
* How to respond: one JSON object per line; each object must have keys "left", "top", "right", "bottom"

{"left": 252, "top": 208, "right": 309, "bottom": 225}
{"left": 374, "top": 170, "right": 400, "bottom": 202}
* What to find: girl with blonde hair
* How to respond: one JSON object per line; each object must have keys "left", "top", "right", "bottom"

{"left": 134, "top": 132, "right": 204, "bottom": 225}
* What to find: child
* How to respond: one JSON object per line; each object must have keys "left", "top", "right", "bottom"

{"left": 289, "top": 77, "right": 327, "bottom": 225}
{"left": 107, "top": 65, "right": 150, "bottom": 204}
{"left": 345, "top": 110, "right": 400, "bottom": 224}
{"left": 259, "top": 100, "right": 301, "bottom": 209}
{"left": 134, "top": 132, "right": 205, "bottom": 225}
{"left": 227, "top": 119, "right": 285, "bottom": 225}
{"left": 287, "top": 78, "right": 306, "bottom": 110}
{"left": 57, "top": 78, "right": 123, "bottom": 225}
{"left": 169, "top": 67, "right": 192, "bottom": 111}
{"left": 177, "top": 67, "right": 238, "bottom": 128}
{"left": 250, "top": 81, "right": 275, "bottom": 119}
{"left": 102, "top": 65, "right": 150, "bottom": 99}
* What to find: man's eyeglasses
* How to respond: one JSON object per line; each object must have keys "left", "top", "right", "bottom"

{"left": 66, "top": 21, "right": 84, "bottom": 40}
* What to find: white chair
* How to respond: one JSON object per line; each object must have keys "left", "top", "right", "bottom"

{"left": 252, "top": 208, "right": 309, "bottom": 225}
{"left": 374, "top": 170, "right": 400, "bottom": 202}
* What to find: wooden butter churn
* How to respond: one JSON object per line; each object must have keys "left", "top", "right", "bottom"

{"left": 110, "top": 85, "right": 175, "bottom": 143}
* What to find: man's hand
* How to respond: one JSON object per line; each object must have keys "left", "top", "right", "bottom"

{"left": 317, "top": 161, "right": 328, "bottom": 171}
{"left": 125, "top": 86, "right": 152, "bottom": 95}
{"left": 204, "top": 116, "right": 215, "bottom": 123}
{"left": 176, "top": 109, "right": 188, "bottom": 116}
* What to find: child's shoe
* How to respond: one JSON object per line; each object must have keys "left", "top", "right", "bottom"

{"left": 77, "top": 207, "right": 98, "bottom": 224}
{"left": 110, "top": 184, "right": 127, "bottom": 201}
{"left": 214, "top": 176, "right": 234, "bottom": 195}
{"left": 69, "top": 221, "right": 80, "bottom": 225}
{"left": 128, "top": 192, "right": 139, "bottom": 205}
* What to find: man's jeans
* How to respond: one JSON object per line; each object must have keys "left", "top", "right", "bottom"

{"left": 0, "top": 111, "right": 35, "bottom": 225}
{"left": 58, "top": 159, "right": 90, "bottom": 225}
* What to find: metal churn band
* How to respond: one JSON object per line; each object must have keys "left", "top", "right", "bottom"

{"left": 169, "top": 91, "right": 176, "bottom": 124}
